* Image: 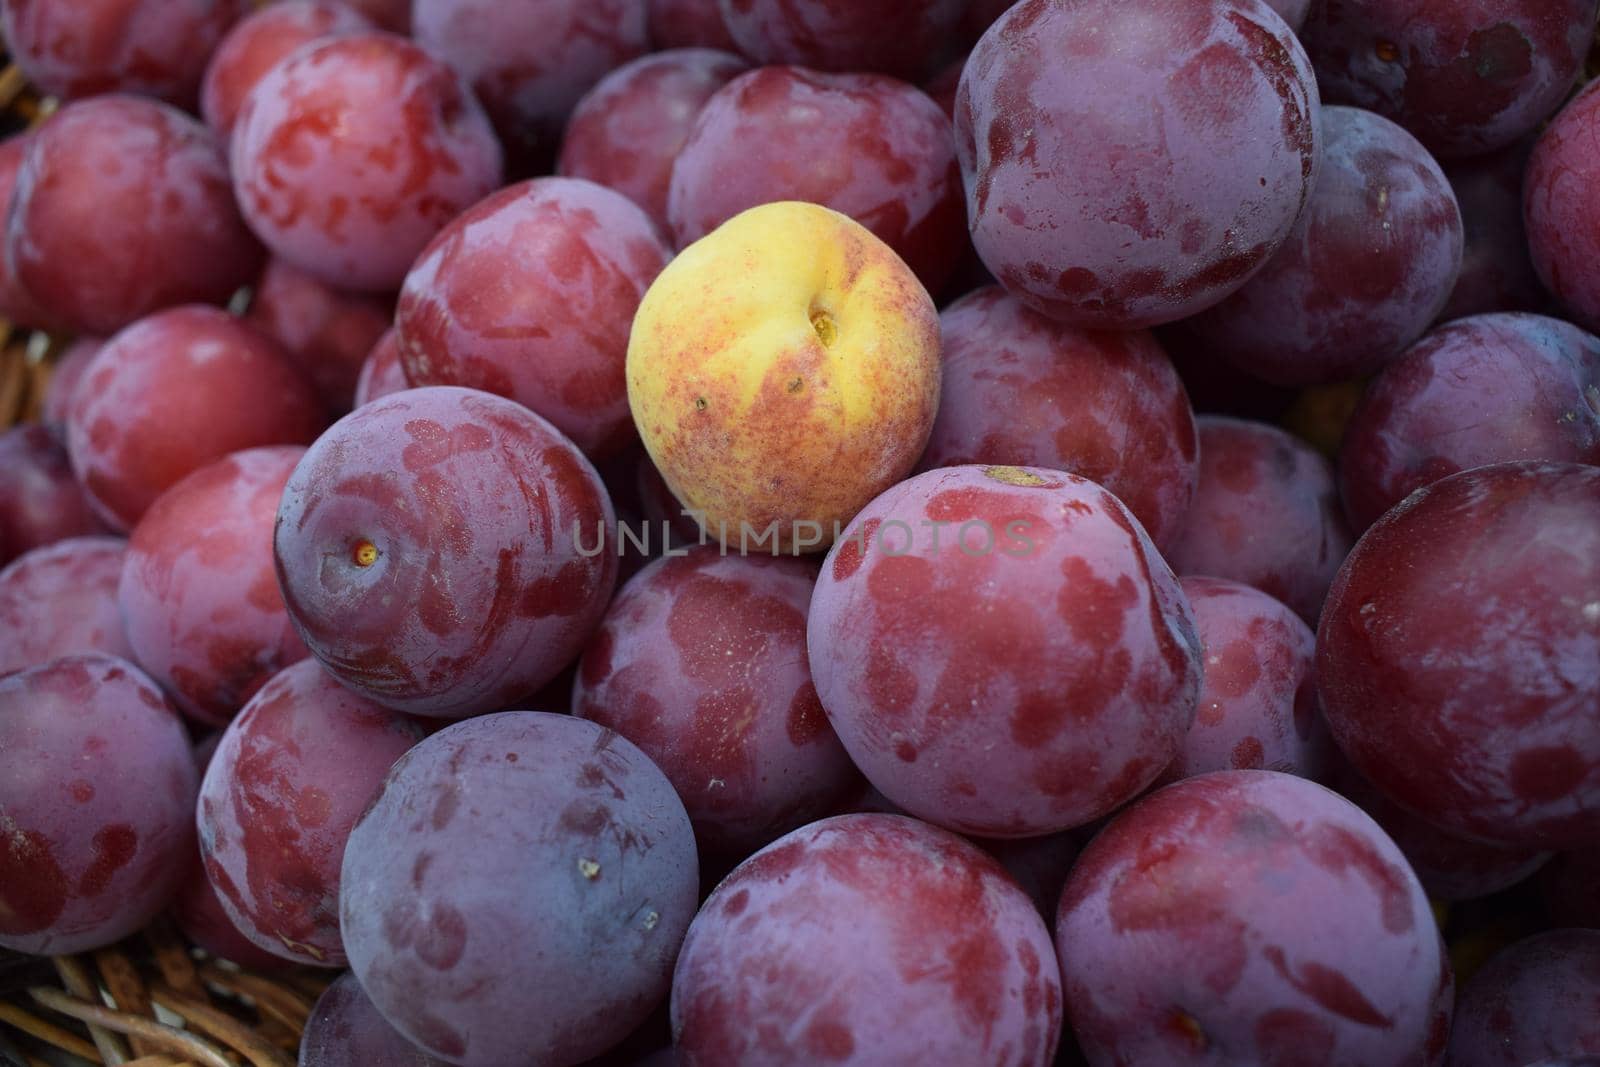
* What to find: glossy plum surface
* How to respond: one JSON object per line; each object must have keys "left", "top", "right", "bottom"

{"left": 669, "top": 66, "right": 965, "bottom": 294}
{"left": 1301, "top": 0, "right": 1600, "bottom": 158}
{"left": 274, "top": 387, "right": 618, "bottom": 718}
{"left": 717, "top": 0, "right": 966, "bottom": 80}
{"left": 0, "top": 424, "right": 106, "bottom": 568}
{"left": 1183, "top": 106, "right": 1464, "bottom": 388}
{"left": 231, "top": 33, "right": 504, "bottom": 293}
{"left": 1317, "top": 462, "right": 1600, "bottom": 849}
{"left": 954, "top": 0, "right": 1321, "bottom": 328}
{"left": 920, "top": 285, "right": 1199, "bottom": 551}
{"left": 808, "top": 465, "right": 1202, "bottom": 838}
{"left": 574, "top": 548, "right": 859, "bottom": 858}
{"left": 1526, "top": 81, "right": 1600, "bottom": 333}
{"left": 1056, "top": 771, "right": 1452, "bottom": 1066}
{"left": 0, "top": 537, "right": 133, "bottom": 677}
{"left": 412, "top": 0, "right": 649, "bottom": 172}
{"left": 1439, "top": 142, "right": 1548, "bottom": 322}
{"left": 558, "top": 49, "right": 748, "bottom": 231}
{"left": 0, "top": 655, "right": 198, "bottom": 956}
{"left": 299, "top": 972, "right": 450, "bottom": 1066}
{"left": 397, "top": 177, "right": 671, "bottom": 458}
{"left": 1163, "top": 577, "right": 1326, "bottom": 783}
{"left": 1446, "top": 930, "right": 1600, "bottom": 1066}
{"left": 198, "top": 659, "right": 425, "bottom": 966}
{"left": 7, "top": 96, "right": 263, "bottom": 336}
{"left": 672, "top": 813, "right": 1062, "bottom": 1065}
{"left": 341, "top": 712, "right": 699, "bottom": 1066}
{"left": 1166, "top": 417, "right": 1353, "bottom": 625}
{"left": 354, "top": 329, "right": 408, "bottom": 408}
{"left": 245, "top": 257, "right": 393, "bottom": 414}
{"left": 119, "top": 446, "right": 311, "bottom": 726}
{"left": 66, "top": 305, "right": 325, "bottom": 532}
{"left": 1339, "top": 313, "right": 1600, "bottom": 531}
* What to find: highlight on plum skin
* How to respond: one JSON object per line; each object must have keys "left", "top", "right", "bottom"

{"left": 230, "top": 33, "right": 505, "bottom": 294}
{"left": 954, "top": 0, "right": 1322, "bottom": 329}
{"left": 118, "top": 446, "right": 312, "bottom": 728}
{"left": 0, "top": 537, "right": 133, "bottom": 677}
{"left": 1338, "top": 313, "right": 1600, "bottom": 532}
{"left": 273, "top": 386, "right": 619, "bottom": 719}
{"left": 1316, "top": 461, "right": 1600, "bottom": 850}
{"left": 919, "top": 285, "right": 1200, "bottom": 552}
{"left": 807, "top": 464, "right": 1202, "bottom": 839}
{"left": 1446, "top": 929, "right": 1600, "bottom": 1067}
{"left": 0, "top": 655, "right": 199, "bottom": 957}
{"left": 1054, "top": 770, "right": 1452, "bottom": 1066}
{"left": 196, "top": 659, "right": 426, "bottom": 967}
{"left": 397, "top": 177, "right": 672, "bottom": 459}
{"left": 573, "top": 547, "right": 861, "bottom": 859}
{"left": 671, "top": 813, "right": 1063, "bottom": 1066}
{"left": 339, "top": 712, "right": 699, "bottom": 1067}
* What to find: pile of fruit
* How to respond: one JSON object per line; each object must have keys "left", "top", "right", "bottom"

{"left": 1, "top": 0, "right": 1599, "bottom": 1064}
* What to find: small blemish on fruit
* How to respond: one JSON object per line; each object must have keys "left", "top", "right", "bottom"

{"left": 694, "top": 396, "right": 708, "bottom": 411}
{"left": 810, "top": 308, "right": 838, "bottom": 347}
{"left": 983, "top": 466, "right": 1050, "bottom": 487}
{"left": 788, "top": 377, "right": 803, "bottom": 393}
{"left": 578, "top": 858, "right": 601, "bottom": 879}
{"left": 353, "top": 540, "right": 380, "bottom": 567}
{"left": 643, "top": 910, "right": 660, "bottom": 930}
{"left": 1375, "top": 40, "right": 1399, "bottom": 62}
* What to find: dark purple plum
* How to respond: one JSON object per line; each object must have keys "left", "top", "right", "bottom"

{"left": 672, "top": 813, "right": 1062, "bottom": 1065}
{"left": 300, "top": 972, "right": 450, "bottom": 1066}
{"left": 954, "top": 0, "right": 1321, "bottom": 328}
{"left": 808, "top": 465, "right": 1202, "bottom": 838}
{"left": 717, "top": 0, "right": 966, "bottom": 80}
{"left": 1166, "top": 417, "right": 1353, "bottom": 625}
{"left": 1056, "top": 771, "right": 1452, "bottom": 1065}
{"left": 1317, "top": 462, "right": 1600, "bottom": 849}
{"left": 573, "top": 548, "right": 859, "bottom": 858}
{"left": 198, "top": 659, "right": 425, "bottom": 966}
{"left": 0, "top": 424, "right": 107, "bottom": 567}
{"left": 0, "top": 655, "right": 198, "bottom": 955}
{"left": 668, "top": 65, "right": 965, "bottom": 294}
{"left": 1527, "top": 80, "right": 1600, "bottom": 333}
{"left": 1439, "top": 142, "right": 1548, "bottom": 321}
{"left": 340, "top": 712, "right": 698, "bottom": 1066}
{"left": 1446, "top": 930, "right": 1600, "bottom": 1066}
{"left": 558, "top": 49, "right": 749, "bottom": 231}
{"left": 1338, "top": 313, "right": 1600, "bottom": 531}
{"left": 397, "top": 178, "right": 671, "bottom": 458}
{"left": 919, "top": 285, "right": 1199, "bottom": 550}
{"left": 1182, "top": 106, "right": 1464, "bottom": 387}
{"left": 0, "top": 537, "right": 133, "bottom": 677}
{"left": 274, "top": 387, "right": 618, "bottom": 718}
{"left": 244, "top": 257, "right": 394, "bottom": 414}
{"left": 1301, "top": 0, "right": 1599, "bottom": 157}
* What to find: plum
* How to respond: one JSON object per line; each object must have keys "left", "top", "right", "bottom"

{"left": 808, "top": 465, "right": 1202, "bottom": 838}
{"left": 573, "top": 548, "right": 859, "bottom": 858}
{"left": 354, "top": 328, "right": 408, "bottom": 408}
{"left": 672, "top": 813, "right": 1062, "bottom": 1065}
{"left": 1446, "top": 930, "right": 1600, "bottom": 1065}
{"left": 340, "top": 712, "right": 699, "bottom": 1066}
{"left": 274, "top": 387, "right": 618, "bottom": 718}
{"left": 412, "top": 0, "right": 649, "bottom": 172}
{"left": 1317, "top": 462, "right": 1600, "bottom": 849}
{"left": 0, "top": 0, "right": 248, "bottom": 105}
{"left": 954, "top": 0, "right": 1321, "bottom": 328}
{"left": 1338, "top": 313, "right": 1600, "bottom": 532}
{"left": 648, "top": 0, "right": 737, "bottom": 50}
{"left": 558, "top": 49, "right": 749, "bottom": 231}
{"left": 7, "top": 95, "right": 264, "bottom": 336}
{"left": 1439, "top": 142, "right": 1549, "bottom": 322}
{"left": 1182, "top": 106, "right": 1464, "bottom": 387}
{"left": 397, "top": 177, "right": 671, "bottom": 459}
{"left": 1165, "top": 417, "right": 1353, "bottom": 625}
{"left": 65, "top": 305, "right": 325, "bottom": 532}
{"left": 197, "top": 659, "right": 425, "bottom": 966}
{"left": 1527, "top": 80, "right": 1600, "bottom": 333}
{"left": 40, "top": 338, "right": 103, "bottom": 429}
{"left": 716, "top": 0, "right": 966, "bottom": 80}
{"left": 300, "top": 972, "right": 449, "bottom": 1066}
{"left": 245, "top": 257, "right": 393, "bottom": 414}
{"left": 200, "top": 0, "right": 375, "bottom": 140}
{"left": 1162, "top": 577, "right": 1327, "bottom": 784}
{"left": 0, "top": 424, "right": 106, "bottom": 567}
{"left": 1056, "top": 771, "right": 1451, "bottom": 1065}
{"left": 668, "top": 66, "right": 965, "bottom": 294}
{"left": 0, "top": 537, "right": 133, "bottom": 676}
{"left": 0, "top": 655, "right": 198, "bottom": 955}
{"left": 919, "top": 285, "right": 1199, "bottom": 551}
{"left": 0, "top": 132, "right": 51, "bottom": 329}
{"left": 1301, "top": 0, "right": 1599, "bottom": 158}
{"left": 119, "top": 446, "right": 311, "bottom": 727}
{"left": 231, "top": 33, "right": 504, "bottom": 293}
